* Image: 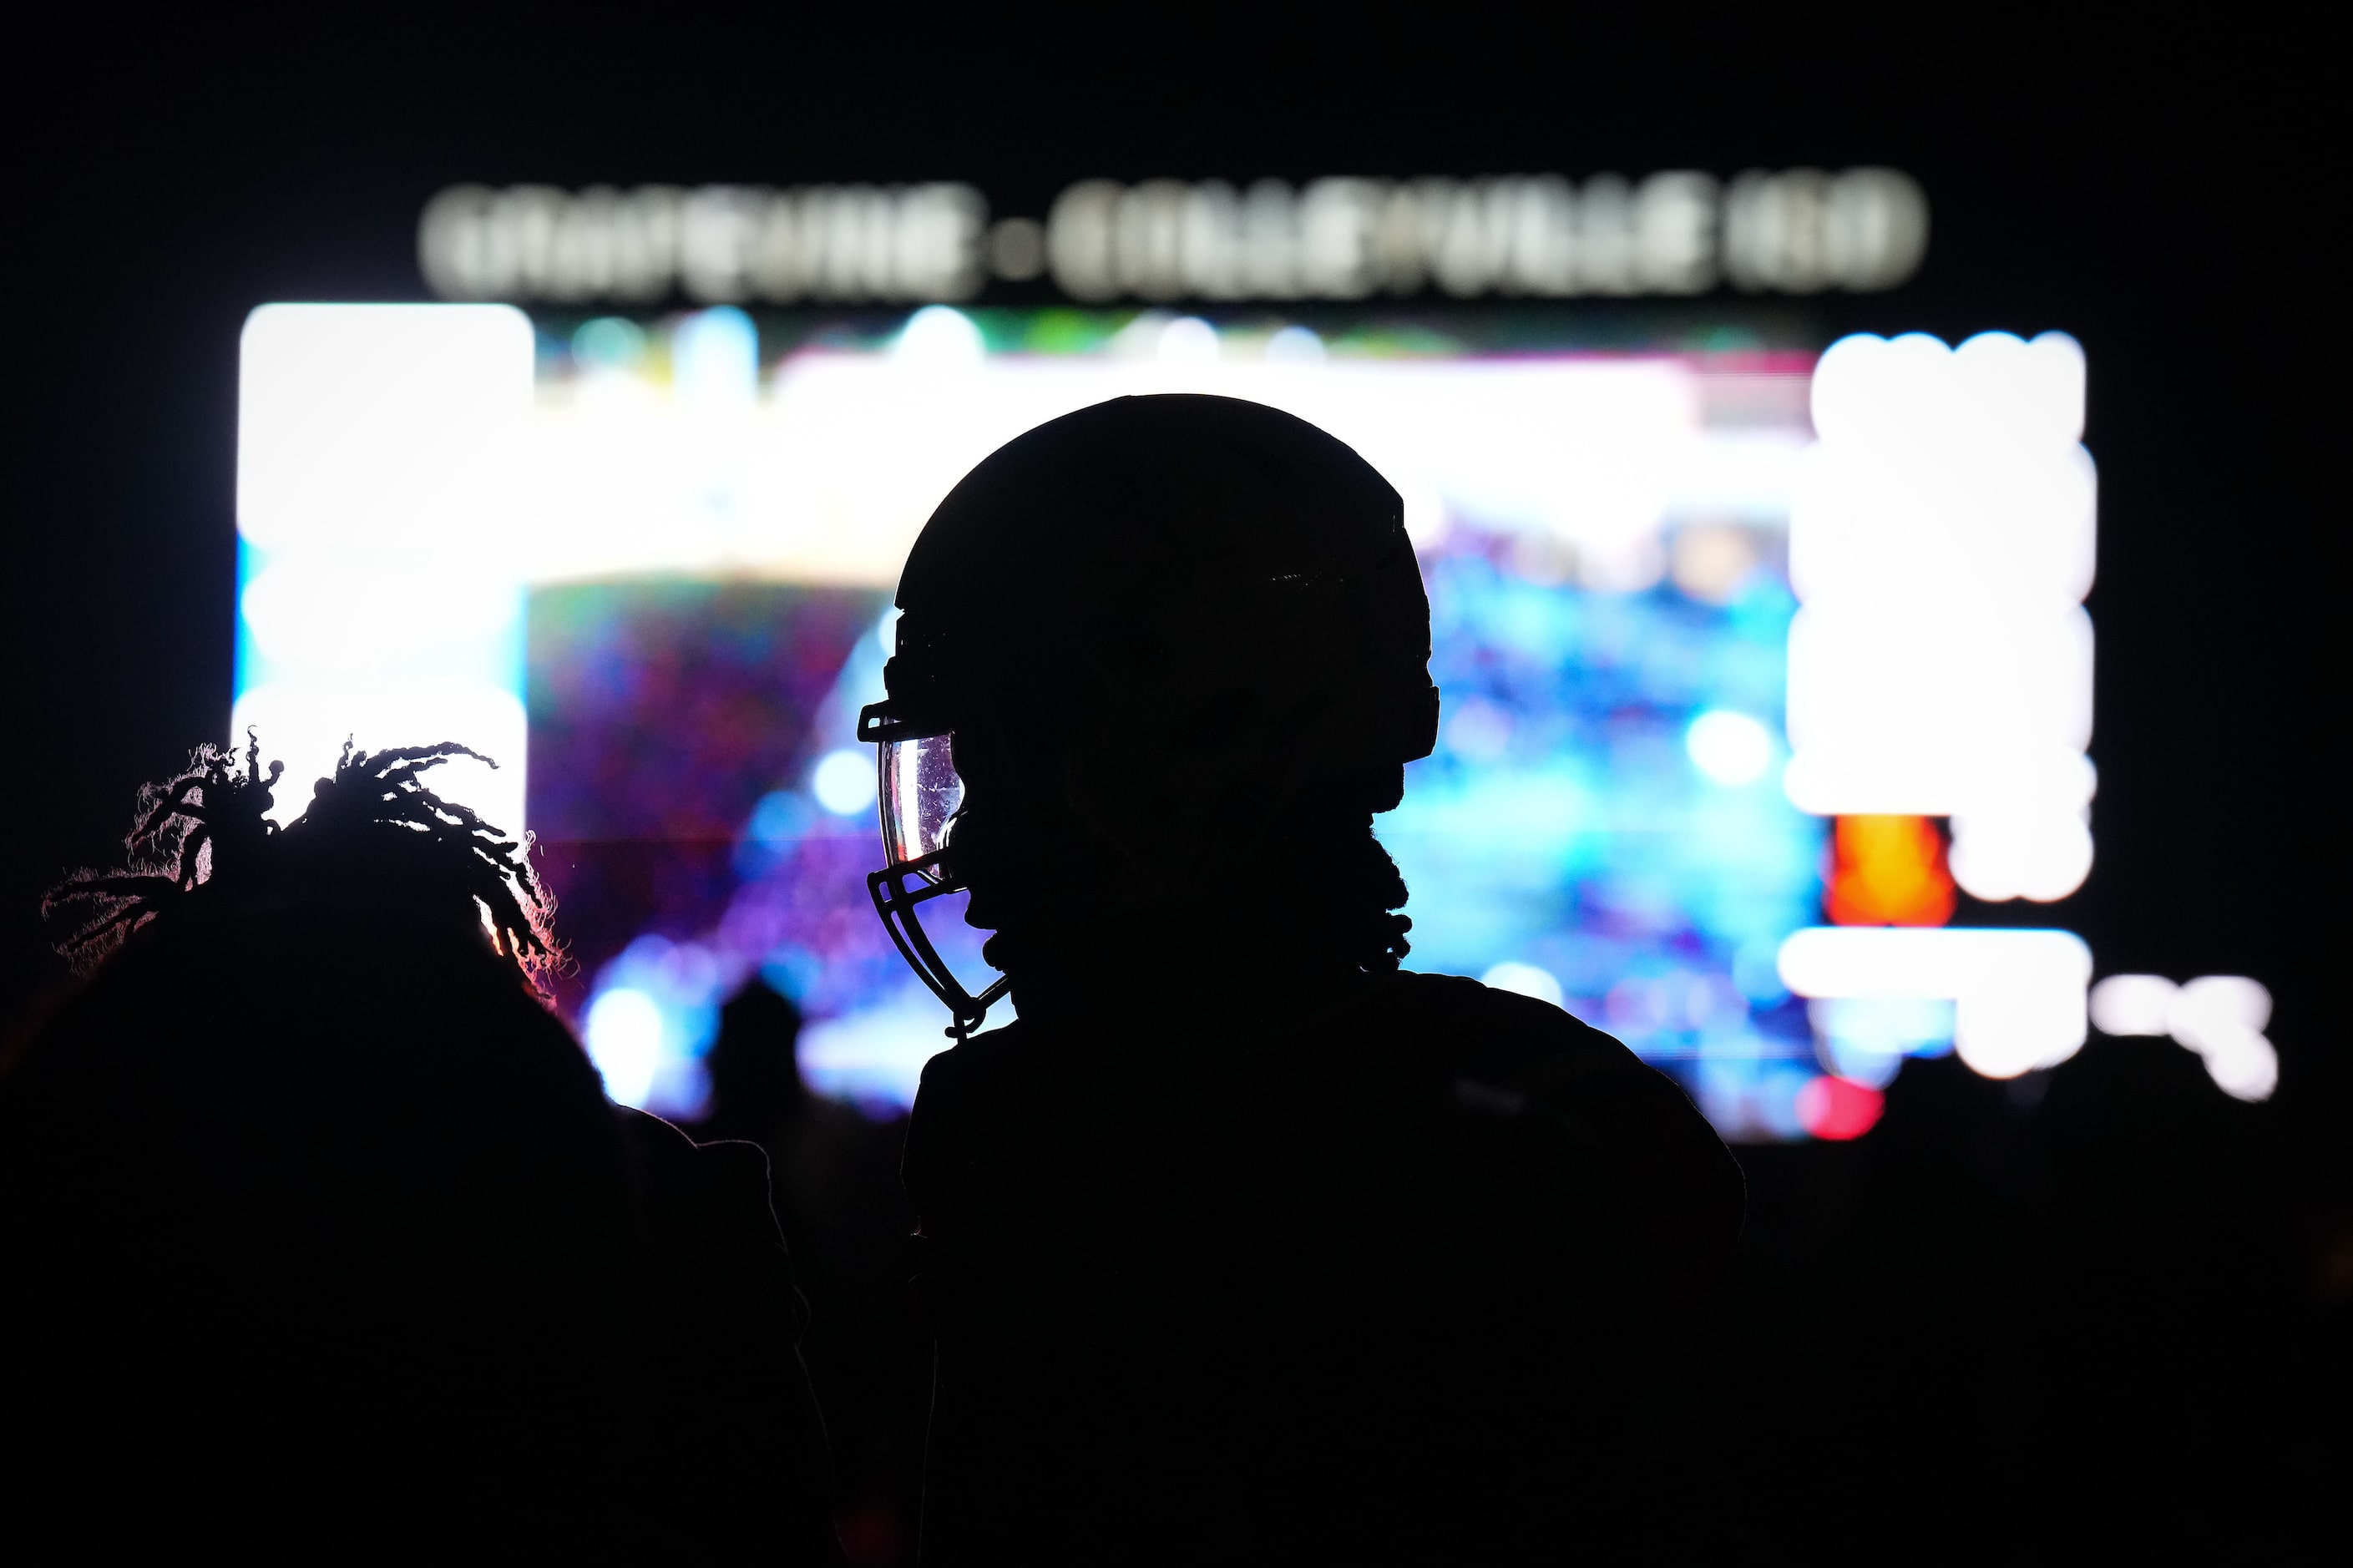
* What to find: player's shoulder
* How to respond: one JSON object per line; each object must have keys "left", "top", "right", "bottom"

{"left": 1374, "top": 968, "right": 1631, "bottom": 1055}
{"left": 910, "top": 1017, "right": 1038, "bottom": 1120}
{"left": 619, "top": 1103, "right": 770, "bottom": 1197}
{"left": 917, "top": 1018, "right": 1014, "bottom": 1081}
{"left": 1371, "top": 969, "right": 1646, "bottom": 1087}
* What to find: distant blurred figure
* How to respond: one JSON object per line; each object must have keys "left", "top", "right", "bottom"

{"left": 0, "top": 738, "right": 840, "bottom": 1558}
{"left": 701, "top": 979, "right": 809, "bottom": 1144}
{"left": 697, "top": 979, "right": 928, "bottom": 1565}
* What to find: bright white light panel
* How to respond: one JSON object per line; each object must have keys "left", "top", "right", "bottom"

{"left": 235, "top": 305, "right": 535, "bottom": 834}
{"left": 1787, "top": 331, "right": 2097, "bottom": 903}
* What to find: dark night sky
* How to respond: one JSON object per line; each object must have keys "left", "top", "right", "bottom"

{"left": 2, "top": 14, "right": 2335, "bottom": 1090}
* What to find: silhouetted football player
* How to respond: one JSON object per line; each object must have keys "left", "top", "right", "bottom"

{"left": 858, "top": 396, "right": 1745, "bottom": 1562}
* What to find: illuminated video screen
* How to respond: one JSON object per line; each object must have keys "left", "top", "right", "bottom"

{"left": 234, "top": 302, "right": 2138, "bottom": 1141}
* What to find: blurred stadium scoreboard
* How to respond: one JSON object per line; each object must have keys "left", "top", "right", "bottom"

{"left": 229, "top": 175, "right": 2277, "bottom": 1135}
{"left": 418, "top": 170, "right": 1931, "bottom": 308}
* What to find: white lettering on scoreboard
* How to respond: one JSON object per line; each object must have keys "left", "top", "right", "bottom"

{"left": 419, "top": 168, "right": 1927, "bottom": 306}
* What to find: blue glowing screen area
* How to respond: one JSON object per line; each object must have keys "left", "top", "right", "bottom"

{"left": 491, "top": 310, "right": 1839, "bottom": 1138}
{"left": 1390, "top": 524, "right": 1824, "bottom": 1136}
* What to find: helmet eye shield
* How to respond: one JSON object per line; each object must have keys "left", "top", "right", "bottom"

{"left": 878, "top": 728, "right": 964, "bottom": 882}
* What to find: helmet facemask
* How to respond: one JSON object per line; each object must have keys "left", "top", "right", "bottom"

{"left": 858, "top": 705, "right": 1010, "bottom": 1040}
{"left": 860, "top": 677, "right": 1419, "bottom": 1041}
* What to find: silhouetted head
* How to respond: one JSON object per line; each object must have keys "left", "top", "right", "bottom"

{"left": 703, "top": 977, "right": 807, "bottom": 1135}
{"left": 40, "top": 733, "right": 560, "bottom": 989}
{"left": 861, "top": 395, "right": 1439, "bottom": 1024}
{"left": 2, "top": 737, "right": 621, "bottom": 1541}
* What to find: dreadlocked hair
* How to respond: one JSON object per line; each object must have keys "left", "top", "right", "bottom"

{"left": 43, "top": 734, "right": 561, "bottom": 993}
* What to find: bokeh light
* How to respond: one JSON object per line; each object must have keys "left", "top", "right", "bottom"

{"left": 1686, "top": 709, "right": 1774, "bottom": 786}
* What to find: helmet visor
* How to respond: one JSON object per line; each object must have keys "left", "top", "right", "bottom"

{"left": 878, "top": 729, "right": 964, "bottom": 882}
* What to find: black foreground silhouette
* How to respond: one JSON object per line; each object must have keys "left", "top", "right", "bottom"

{"left": 1, "top": 739, "right": 841, "bottom": 1557}
{"left": 860, "top": 396, "right": 1748, "bottom": 1561}
{"left": 696, "top": 979, "right": 929, "bottom": 1560}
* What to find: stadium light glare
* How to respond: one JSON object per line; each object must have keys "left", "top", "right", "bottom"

{"left": 2180, "top": 977, "right": 2280, "bottom": 1100}
{"left": 1786, "top": 330, "right": 2096, "bottom": 903}
{"left": 1686, "top": 710, "right": 1775, "bottom": 787}
{"left": 584, "top": 987, "right": 664, "bottom": 1108}
{"left": 812, "top": 749, "right": 878, "bottom": 817}
{"left": 893, "top": 305, "right": 985, "bottom": 368}
{"left": 2087, "top": 974, "right": 2279, "bottom": 1100}
{"left": 1481, "top": 961, "right": 1567, "bottom": 1008}
{"left": 1158, "top": 316, "right": 1220, "bottom": 363}
{"left": 1778, "top": 926, "right": 2092, "bottom": 1080}
{"left": 2087, "top": 973, "right": 2175, "bottom": 1036}
{"left": 234, "top": 304, "right": 534, "bottom": 831}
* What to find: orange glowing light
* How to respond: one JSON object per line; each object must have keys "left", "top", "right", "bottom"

{"left": 1826, "top": 814, "right": 1955, "bottom": 927}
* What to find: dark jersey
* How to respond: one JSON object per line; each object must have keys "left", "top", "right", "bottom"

{"left": 0, "top": 909, "right": 843, "bottom": 1559}
{"left": 617, "top": 1108, "right": 846, "bottom": 1561}
{"left": 903, "top": 969, "right": 1745, "bottom": 1563}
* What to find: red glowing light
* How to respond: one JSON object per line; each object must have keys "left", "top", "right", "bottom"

{"left": 1797, "top": 1075, "right": 1885, "bottom": 1141}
